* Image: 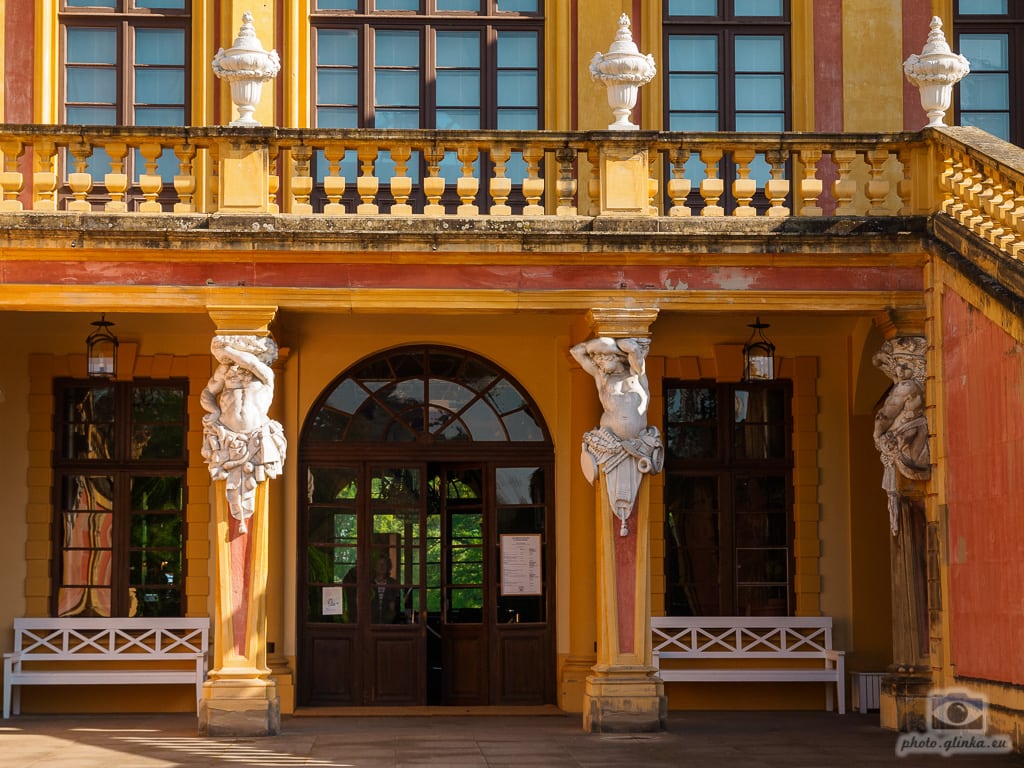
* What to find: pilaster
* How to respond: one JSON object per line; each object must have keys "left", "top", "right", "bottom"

{"left": 198, "top": 305, "right": 284, "bottom": 736}
{"left": 575, "top": 307, "right": 665, "bottom": 733}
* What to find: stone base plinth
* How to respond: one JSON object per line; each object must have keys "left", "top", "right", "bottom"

{"left": 198, "top": 678, "right": 280, "bottom": 736}
{"left": 582, "top": 669, "right": 666, "bottom": 733}
{"left": 879, "top": 672, "right": 932, "bottom": 733}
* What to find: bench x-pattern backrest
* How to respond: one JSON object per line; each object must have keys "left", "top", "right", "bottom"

{"left": 12, "top": 619, "right": 209, "bottom": 660}
{"left": 651, "top": 617, "right": 835, "bottom": 659}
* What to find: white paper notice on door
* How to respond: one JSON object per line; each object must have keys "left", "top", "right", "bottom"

{"left": 500, "top": 534, "right": 542, "bottom": 596}
{"left": 323, "top": 586, "right": 344, "bottom": 616}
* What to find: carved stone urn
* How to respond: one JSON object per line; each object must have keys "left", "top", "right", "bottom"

{"left": 589, "top": 14, "right": 657, "bottom": 131}
{"left": 903, "top": 16, "right": 970, "bottom": 129}
{"left": 212, "top": 12, "right": 281, "bottom": 127}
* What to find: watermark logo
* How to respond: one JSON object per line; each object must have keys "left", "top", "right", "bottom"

{"left": 896, "top": 688, "right": 1013, "bottom": 757}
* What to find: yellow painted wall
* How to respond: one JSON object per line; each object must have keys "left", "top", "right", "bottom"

{"left": 843, "top": 0, "right": 905, "bottom": 132}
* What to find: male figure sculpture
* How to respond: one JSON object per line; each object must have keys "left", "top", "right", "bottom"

{"left": 201, "top": 335, "right": 287, "bottom": 533}
{"left": 571, "top": 336, "right": 663, "bottom": 536}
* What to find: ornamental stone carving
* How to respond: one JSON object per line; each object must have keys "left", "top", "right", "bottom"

{"left": 589, "top": 14, "right": 657, "bottom": 131}
{"left": 903, "top": 16, "right": 970, "bottom": 129}
{"left": 201, "top": 334, "right": 287, "bottom": 532}
{"left": 212, "top": 12, "right": 281, "bottom": 127}
{"left": 872, "top": 337, "right": 930, "bottom": 535}
{"left": 571, "top": 336, "right": 664, "bottom": 536}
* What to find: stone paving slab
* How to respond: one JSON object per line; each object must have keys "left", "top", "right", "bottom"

{"left": 1, "top": 711, "right": 1021, "bottom": 767}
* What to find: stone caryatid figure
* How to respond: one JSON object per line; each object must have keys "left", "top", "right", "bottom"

{"left": 571, "top": 337, "right": 664, "bottom": 536}
{"left": 201, "top": 335, "right": 287, "bottom": 533}
{"left": 873, "top": 337, "right": 931, "bottom": 535}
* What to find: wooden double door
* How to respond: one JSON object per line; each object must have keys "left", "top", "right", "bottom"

{"left": 299, "top": 460, "right": 553, "bottom": 707}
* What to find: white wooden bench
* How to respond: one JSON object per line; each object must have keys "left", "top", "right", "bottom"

{"left": 3, "top": 617, "right": 210, "bottom": 718}
{"left": 651, "top": 616, "right": 846, "bottom": 714}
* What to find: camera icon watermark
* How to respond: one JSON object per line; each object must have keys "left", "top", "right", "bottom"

{"left": 895, "top": 688, "right": 1012, "bottom": 757}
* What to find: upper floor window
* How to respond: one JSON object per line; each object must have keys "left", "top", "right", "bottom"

{"left": 312, "top": 1, "right": 542, "bottom": 211}
{"left": 665, "top": 0, "right": 789, "bottom": 134}
{"left": 60, "top": 1, "right": 190, "bottom": 184}
{"left": 954, "top": 0, "right": 1022, "bottom": 144}
{"left": 664, "top": 1, "right": 790, "bottom": 211}
{"left": 53, "top": 380, "right": 188, "bottom": 618}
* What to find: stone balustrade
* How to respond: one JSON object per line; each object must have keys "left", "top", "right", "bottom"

{"left": 0, "top": 125, "right": 1016, "bottom": 242}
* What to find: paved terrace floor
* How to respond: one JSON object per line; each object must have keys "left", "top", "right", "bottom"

{"left": 1, "top": 710, "right": 1022, "bottom": 767}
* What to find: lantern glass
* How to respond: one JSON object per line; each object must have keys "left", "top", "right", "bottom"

{"left": 743, "top": 318, "right": 775, "bottom": 381}
{"left": 87, "top": 316, "right": 119, "bottom": 379}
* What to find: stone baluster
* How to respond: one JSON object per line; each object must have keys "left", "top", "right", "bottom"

{"left": 797, "top": 148, "right": 823, "bottom": 216}
{"left": 666, "top": 147, "right": 691, "bottom": 217}
{"left": 423, "top": 144, "right": 445, "bottom": 217}
{"left": 67, "top": 141, "right": 95, "bottom": 212}
{"left": 971, "top": 171, "right": 996, "bottom": 239}
{"left": 0, "top": 140, "right": 25, "bottom": 211}
{"left": 390, "top": 143, "right": 413, "bottom": 216}
{"left": 731, "top": 146, "right": 757, "bottom": 217}
{"left": 100, "top": 142, "right": 129, "bottom": 213}
{"left": 831, "top": 149, "right": 858, "bottom": 216}
{"left": 268, "top": 145, "right": 280, "bottom": 214}
{"left": 208, "top": 142, "right": 220, "bottom": 210}
{"left": 356, "top": 145, "right": 379, "bottom": 215}
{"left": 698, "top": 148, "right": 724, "bottom": 216}
{"left": 992, "top": 182, "right": 1018, "bottom": 252}
{"left": 939, "top": 154, "right": 960, "bottom": 216}
{"left": 586, "top": 146, "right": 601, "bottom": 217}
{"left": 489, "top": 144, "right": 512, "bottom": 216}
{"left": 522, "top": 145, "right": 545, "bottom": 216}
{"left": 290, "top": 145, "right": 313, "bottom": 214}
{"left": 647, "top": 154, "right": 659, "bottom": 216}
{"left": 456, "top": 144, "right": 479, "bottom": 216}
{"left": 137, "top": 142, "right": 164, "bottom": 212}
{"left": 764, "top": 149, "right": 790, "bottom": 217}
{"left": 983, "top": 180, "right": 1008, "bottom": 245}
{"left": 1008, "top": 185, "right": 1024, "bottom": 259}
{"left": 950, "top": 160, "right": 972, "bottom": 224}
{"left": 173, "top": 143, "right": 196, "bottom": 213}
{"left": 865, "top": 149, "right": 891, "bottom": 215}
{"left": 896, "top": 149, "right": 913, "bottom": 216}
{"left": 556, "top": 146, "right": 577, "bottom": 216}
{"left": 322, "top": 142, "right": 347, "bottom": 215}
{"left": 32, "top": 140, "right": 58, "bottom": 211}
{"left": 956, "top": 165, "right": 982, "bottom": 228}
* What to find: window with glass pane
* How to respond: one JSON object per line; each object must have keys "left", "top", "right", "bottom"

{"left": 60, "top": 3, "right": 189, "bottom": 195}
{"left": 306, "top": 466, "right": 360, "bottom": 622}
{"left": 663, "top": 381, "right": 792, "bottom": 617}
{"left": 664, "top": 4, "right": 789, "bottom": 208}
{"left": 54, "top": 380, "right": 188, "bottom": 618}
{"left": 495, "top": 466, "right": 545, "bottom": 623}
{"left": 955, "top": 4, "right": 1024, "bottom": 144}
{"left": 311, "top": 4, "right": 542, "bottom": 211}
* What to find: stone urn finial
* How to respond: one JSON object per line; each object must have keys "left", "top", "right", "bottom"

{"left": 589, "top": 13, "right": 657, "bottom": 131}
{"left": 903, "top": 16, "right": 970, "bottom": 129}
{"left": 212, "top": 11, "right": 281, "bottom": 127}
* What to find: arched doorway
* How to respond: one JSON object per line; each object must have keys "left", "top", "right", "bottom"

{"left": 297, "top": 346, "right": 555, "bottom": 707}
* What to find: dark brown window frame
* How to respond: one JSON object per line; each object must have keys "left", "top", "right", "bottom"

{"left": 662, "top": 378, "right": 795, "bottom": 617}
{"left": 51, "top": 378, "right": 189, "bottom": 619}
{"left": 953, "top": 6, "right": 1024, "bottom": 146}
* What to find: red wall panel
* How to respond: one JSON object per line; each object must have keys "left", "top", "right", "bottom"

{"left": 943, "top": 290, "right": 1024, "bottom": 684}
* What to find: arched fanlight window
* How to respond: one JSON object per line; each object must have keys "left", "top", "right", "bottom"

{"left": 306, "top": 346, "right": 547, "bottom": 443}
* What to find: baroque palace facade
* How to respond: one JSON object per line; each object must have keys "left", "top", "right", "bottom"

{"left": 1, "top": 0, "right": 1023, "bottom": 743}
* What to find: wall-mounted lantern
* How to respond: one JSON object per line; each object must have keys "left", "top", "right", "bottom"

{"left": 86, "top": 314, "right": 118, "bottom": 378}
{"left": 743, "top": 317, "right": 775, "bottom": 381}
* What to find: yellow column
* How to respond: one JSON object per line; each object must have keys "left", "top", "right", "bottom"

{"left": 577, "top": 308, "right": 666, "bottom": 733}
{"left": 199, "top": 305, "right": 283, "bottom": 737}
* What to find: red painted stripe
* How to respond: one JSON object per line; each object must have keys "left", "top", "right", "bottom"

{"left": 813, "top": 0, "right": 843, "bottom": 132}
{"left": 902, "top": 1, "right": 935, "bottom": 131}
{"left": 1, "top": 261, "right": 925, "bottom": 292}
